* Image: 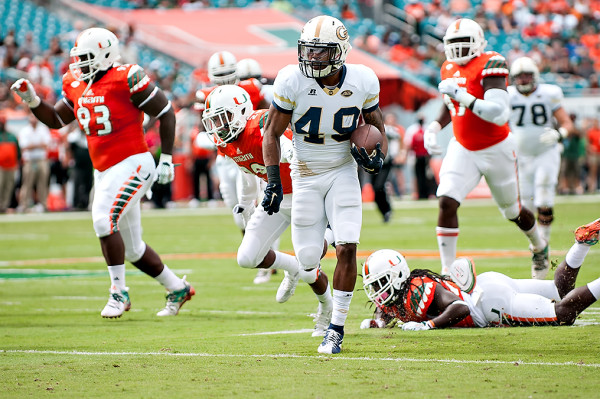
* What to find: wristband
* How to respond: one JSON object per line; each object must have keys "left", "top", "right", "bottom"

{"left": 558, "top": 127, "right": 568, "bottom": 142}
{"left": 29, "top": 96, "right": 41, "bottom": 109}
{"left": 425, "top": 320, "right": 435, "bottom": 329}
{"left": 266, "top": 165, "right": 281, "bottom": 185}
{"left": 159, "top": 153, "right": 172, "bottom": 163}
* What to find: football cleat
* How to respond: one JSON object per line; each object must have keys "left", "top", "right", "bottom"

{"left": 101, "top": 287, "right": 131, "bottom": 318}
{"left": 253, "top": 268, "right": 272, "bottom": 284}
{"left": 275, "top": 270, "right": 299, "bottom": 303}
{"left": 312, "top": 301, "right": 333, "bottom": 337}
{"left": 318, "top": 327, "right": 344, "bottom": 354}
{"left": 157, "top": 277, "right": 195, "bottom": 316}
{"left": 575, "top": 218, "right": 600, "bottom": 246}
{"left": 531, "top": 244, "right": 549, "bottom": 280}
{"left": 449, "top": 257, "right": 477, "bottom": 294}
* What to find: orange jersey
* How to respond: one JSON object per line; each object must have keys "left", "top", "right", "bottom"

{"left": 62, "top": 64, "right": 150, "bottom": 171}
{"left": 197, "top": 78, "right": 264, "bottom": 110}
{"left": 380, "top": 275, "right": 476, "bottom": 328}
{"left": 441, "top": 51, "right": 510, "bottom": 151}
{"left": 237, "top": 78, "right": 265, "bottom": 109}
{"left": 216, "top": 109, "right": 293, "bottom": 194}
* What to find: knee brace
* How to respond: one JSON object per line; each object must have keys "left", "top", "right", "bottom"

{"left": 93, "top": 214, "right": 113, "bottom": 238}
{"left": 296, "top": 246, "right": 322, "bottom": 270}
{"left": 499, "top": 202, "right": 520, "bottom": 221}
{"left": 537, "top": 207, "right": 554, "bottom": 226}
{"left": 125, "top": 241, "right": 146, "bottom": 263}
{"left": 299, "top": 267, "right": 319, "bottom": 284}
{"left": 237, "top": 247, "right": 261, "bottom": 269}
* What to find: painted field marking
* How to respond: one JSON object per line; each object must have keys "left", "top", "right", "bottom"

{"left": 0, "top": 249, "right": 551, "bottom": 268}
{"left": 1, "top": 349, "right": 599, "bottom": 368}
{"left": 237, "top": 329, "right": 314, "bottom": 336}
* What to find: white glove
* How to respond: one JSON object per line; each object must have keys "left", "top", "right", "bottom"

{"left": 438, "top": 79, "right": 476, "bottom": 108}
{"left": 438, "top": 79, "right": 462, "bottom": 99}
{"left": 232, "top": 202, "right": 256, "bottom": 227}
{"left": 360, "top": 318, "right": 386, "bottom": 329}
{"left": 424, "top": 121, "right": 443, "bottom": 156}
{"left": 10, "top": 78, "right": 41, "bottom": 108}
{"left": 156, "top": 153, "right": 175, "bottom": 184}
{"left": 539, "top": 127, "right": 568, "bottom": 145}
{"left": 401, "top": 321, "right": 434, "bottom": 331}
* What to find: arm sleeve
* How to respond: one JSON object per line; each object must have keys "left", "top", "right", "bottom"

{"left": 238, "top": 172, "right": 261, "bottom": 206}
{"left": 471, "top": 88, "right": 510, "bottom": 126}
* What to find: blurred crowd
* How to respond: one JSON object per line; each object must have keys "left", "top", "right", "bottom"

{"left": 1, "top": 0, "right": 599, "bottom": 215}
{"left": 352, "top": 0, "right": 600, "bottom": 90}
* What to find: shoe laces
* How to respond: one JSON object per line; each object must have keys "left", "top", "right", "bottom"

{"left": 322, "top": 329, "right": 343, "bottom": 346}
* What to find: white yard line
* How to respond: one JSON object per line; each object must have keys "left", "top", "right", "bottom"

{"left": 237, "top": 329, "right": 314, "bottom": 336}
{"left": 1, "top": 349, "right": 598, "bottom": 368}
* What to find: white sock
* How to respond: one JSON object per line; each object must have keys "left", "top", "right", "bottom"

{"left": 538, "top": 224, "right": 551, "bottom": 244}
{"left": 331, "top": 289, "right": 353, "bottom": 327}
{"left": 316, "top": 283, "right": 332, "bottom": 307}
{"left": 108, "top": 264, "right": 126, "bottom": 290}
{"left": 587, "top": 278, "right": 600, "bottom": 300}
{"left": 271, "top": 251, "right": 300, "bottom": 274}
{"left": 524, "top": 223, "right": 546, "bottom": 251}
{"left": 155, "top": 265, "right": 185, "bottom": 292}
{"left": 436, "top": 227, "right": 458, "bottom": 273}
{"left": 565, "top": 242, "right": 591, "bottom": 269}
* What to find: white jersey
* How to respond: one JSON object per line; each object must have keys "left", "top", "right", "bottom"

{"left": 272, "top": 64, "right": 380, "bottom": 175}
{"left": 508, "top": 83, "right": 564, "bottom": 157}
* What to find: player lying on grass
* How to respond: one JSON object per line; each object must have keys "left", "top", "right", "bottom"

{"left": 202, "top": 84, "right": 334, "bottom": 336}
{"left": 361, "top": 218, "right": 600, "bottom": 329}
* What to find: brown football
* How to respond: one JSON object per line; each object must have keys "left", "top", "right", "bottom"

{"left": 350, "top": 124, "right": 383, "bottom": 157}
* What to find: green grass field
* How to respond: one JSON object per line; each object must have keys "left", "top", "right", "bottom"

{"left": 1, "top": 196, "right": 599, "bottom": 398}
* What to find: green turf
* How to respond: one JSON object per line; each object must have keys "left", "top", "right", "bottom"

{"left": 0, "top": 197, "right": 598, "bottom": 398}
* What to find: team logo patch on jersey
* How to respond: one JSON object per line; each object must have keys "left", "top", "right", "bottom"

{"left": 71, "top": 81, "right": 81, "bottom": 88}
{"left": 341, "top": 90, "right": 353, "bottom": 97}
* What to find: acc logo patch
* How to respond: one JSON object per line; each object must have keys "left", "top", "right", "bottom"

{"left": 341, "top": 90, "right": 353, "bottom": 97}
{"left": 71, "top": 81, "right": 80, "bottom": 88}
{"left": 336, "top": 26, "right": 348, "bottom": 41}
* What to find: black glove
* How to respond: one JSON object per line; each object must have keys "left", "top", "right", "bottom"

{"left": 262, "top": 182, "right": 283, "bottom": 215}
{"left": 351, "top": 143, "right": 383, "bottom": 174}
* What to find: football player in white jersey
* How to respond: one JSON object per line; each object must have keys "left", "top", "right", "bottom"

{"left": 508, "top": 57, "right": 575, "bottom": 277}
{"left": 261, "top": 15, "right": 388, "bottom": 354}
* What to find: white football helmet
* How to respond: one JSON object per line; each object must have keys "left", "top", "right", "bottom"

{"left": 510, "top": 56, "right": 539, "bottom": 94}
{"left": 362, "top": 249, "right": 410, "bottom": 307}
{"left": 69, "top": 28, "right": 120, "bottom": 82}
{"left": 207, "top": 51, "right": 238, "bottom": 85}
{"left": 237, "top": 58, "right": 262, "bottom": 80}
{"left": 298, "top": 15, "right": 352, "bottom": 79}
{"left": 443, "top": 18, "right": 487, "bottom": 65}
{"left": 202, "top": 85, "right": 253, "bottom": 147}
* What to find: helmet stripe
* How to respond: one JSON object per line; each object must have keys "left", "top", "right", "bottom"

{"left": 453, "top": 19, "right": 462, "bottom": 31}
{"left": 314, "top": 16, "right": 326, "bottom": 38}
{"left": 218, "top": 52, "right": 225, "bottom": 66}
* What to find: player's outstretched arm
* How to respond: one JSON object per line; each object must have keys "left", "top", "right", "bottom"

{"left": 11, "top": 78, "right": 75, "bottom": 129}
{"left": 407, "top": 284, "right": 470, "bottom": 330}
{"left": 439, "top": 75, "right": 509, "bottom": 126}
